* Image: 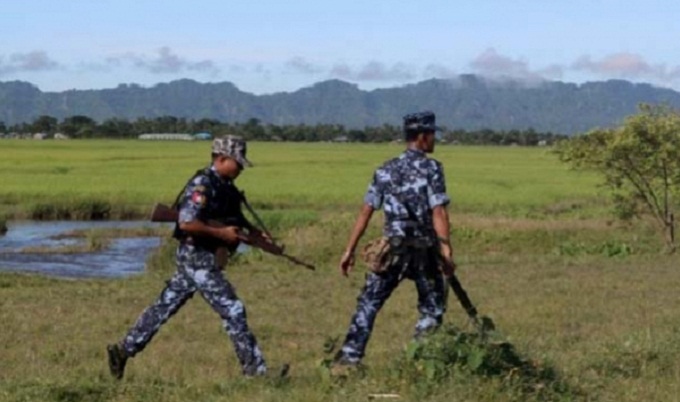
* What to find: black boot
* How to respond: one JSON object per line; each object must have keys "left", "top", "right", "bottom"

{"left": 107, "top": 343, "right": 129, "bottom": 380}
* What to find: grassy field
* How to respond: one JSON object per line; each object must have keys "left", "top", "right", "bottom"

{"left": 0, "top": 140, "right": 603, "bottom": 218}
{"left": 2, "top": 140, "right": 680, "bottom": 401}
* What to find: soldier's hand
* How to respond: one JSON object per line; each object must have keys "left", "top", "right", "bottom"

{"left": 339, "top": 250, "right": 355, "bottom": 277}
{"left": 440, "top": 256, "right": 457, "bottom": 277}
{"left": 440, "top": 242, "right": 452, "bottom": 259}
{"left": 217, "top": 226, "right": 241, "bottom": 244}
{"left": 439, "top": 243, "right": 456, "bottom": 277}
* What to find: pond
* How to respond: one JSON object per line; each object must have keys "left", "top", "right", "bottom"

{"left": 0, "top": 221, "right": 171, "bottom": 279}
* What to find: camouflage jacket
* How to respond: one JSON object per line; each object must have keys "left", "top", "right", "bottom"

{"left": 364, "top": 148, "right": 450, "bottom": 239}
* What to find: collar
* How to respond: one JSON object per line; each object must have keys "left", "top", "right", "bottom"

{"left": 403, "top": 148, "right": 426, "bottom": 158}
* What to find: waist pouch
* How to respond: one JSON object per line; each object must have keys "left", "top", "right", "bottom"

{"left": 361, "top": 236, "right": 437, "bottom": 273}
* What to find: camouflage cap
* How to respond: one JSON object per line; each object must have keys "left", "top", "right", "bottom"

{"left": 211, "top": 135, "right": 253, "bottom": 167}
{"left": 403, "top": 111, "right": 441, "bottom": 133}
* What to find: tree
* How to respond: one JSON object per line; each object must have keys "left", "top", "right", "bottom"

{"left": 60, "top": 115, "right": 96, "bottom": 138}
{"left": 554, "top": 104, "right": 680, "bottom": 252}
{"left": 32, "top": 115, "right": 58, "bottom": 134}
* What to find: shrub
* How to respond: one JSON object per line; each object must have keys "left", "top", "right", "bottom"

{"left": 391, "top": 322, "right": 574, "bottom": 399}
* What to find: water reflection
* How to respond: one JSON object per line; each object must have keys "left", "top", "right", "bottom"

{"left": 0, "top": 221, "right": 170, "bottom": 279}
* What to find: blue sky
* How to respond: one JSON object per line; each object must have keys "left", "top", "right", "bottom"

{"left": 2, "top": 0, "right": 680, "bottom": 93}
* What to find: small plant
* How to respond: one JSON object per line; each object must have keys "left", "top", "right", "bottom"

{"left": 84, "top": 231, "right": 109, "bottom": 252}
{"left": 391, "top": 321, "right": 574, "bottom": 399}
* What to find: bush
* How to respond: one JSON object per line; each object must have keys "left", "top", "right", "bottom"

{"left": 391, "top": 322, "right": 574, "bottom": 399}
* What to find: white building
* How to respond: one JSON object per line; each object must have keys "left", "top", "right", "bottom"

{"left": 138, "top": 133, "right": 195, "bottom": 141}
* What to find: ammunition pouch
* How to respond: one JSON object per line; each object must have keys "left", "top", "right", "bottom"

{"left": 361, "top": 236, "right": 436, "bottom": 273}
{"left": 361, "top": 238, "right": 391, "bottom": 273}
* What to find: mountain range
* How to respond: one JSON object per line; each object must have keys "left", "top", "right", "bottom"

{"left": 2, "top": 75, "right": 680, "bottom": 134}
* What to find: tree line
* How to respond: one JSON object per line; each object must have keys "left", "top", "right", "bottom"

{"left": 0, "top": 115, "right": 568, "bottom": 145}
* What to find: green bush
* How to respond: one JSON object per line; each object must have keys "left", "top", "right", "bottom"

{"left": 391, "top": 322, "right": 574, "bottom": 399}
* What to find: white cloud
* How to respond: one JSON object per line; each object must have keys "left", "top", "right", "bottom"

{"left": 469, "top": 48, "right": 558, "bottom": 82}
{"left": 106, "top": 47, "right": 219, "bottom": 75}
{"left": 285, "top": 57, "right": 324, "bottom": 74}
{"left": 423, "top": 63, "right": 457, "bottom": 79}
{"left": 571, "top": 52, "right": 680, "bottom": 82}
{"left": 0, "top": 51, "right": 60, "bottom": 74}
{"left": 330, "top": 61, "right": 416, "bottom": 81}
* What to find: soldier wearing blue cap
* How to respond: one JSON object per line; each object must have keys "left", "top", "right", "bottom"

{"left": 107, "top": 135, "right": 270, "bottom": 379}
{"left": 331, "top": 111, "right": 456, "bottom": 369}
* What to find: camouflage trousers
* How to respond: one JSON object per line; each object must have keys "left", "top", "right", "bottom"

{"left": 337, "top": 246, "right": 447, "bottom": 364}
{"left": 121, "top": 244, "right": 266, "bottom": 376}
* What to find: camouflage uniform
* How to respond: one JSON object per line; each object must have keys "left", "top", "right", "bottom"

{"left": 337, "top": 146, "right": 451, "bottom": 364}
{"left": 118, "top": 137, "right": 266, "bottom": 376}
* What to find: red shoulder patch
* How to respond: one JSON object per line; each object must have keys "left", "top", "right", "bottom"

{"left": 191, "top": 191, "right": 206, "bottom": 205}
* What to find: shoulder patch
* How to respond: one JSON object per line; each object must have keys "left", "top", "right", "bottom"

{"left": 191, "top": 191, "right": 206, "bottom": 206}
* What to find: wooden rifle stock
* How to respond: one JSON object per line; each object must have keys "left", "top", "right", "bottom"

{"left": 148, "top": 203, "right": 315, "bottom": 270}
{"left": 150, "top": 203, "right": 178, "bottom": 222}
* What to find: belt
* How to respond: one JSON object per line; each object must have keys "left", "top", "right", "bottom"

{"left": 179, "top": 237, "right": 220, "bottom": 252}
{"left": 388, "top": 236, "right": 435, "bottom": 249}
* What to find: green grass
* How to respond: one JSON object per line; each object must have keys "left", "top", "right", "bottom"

{"left": 2, "top": 140, "right": 679, "bottom": 401}
{"left": 0, "top": 140, "right": 603, "bottom": 219}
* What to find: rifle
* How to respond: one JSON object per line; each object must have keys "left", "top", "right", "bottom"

{"left": 447, "top": 273, "right": 478, "bottom": 320}
{"left": 150, "top": 203, "right": 315, "bottom": 270}
{"left": 438, "top": 256, "right": 482, "bottom": 323}
{"left": 438, "top": 256, "right": 497, "bottom": 337}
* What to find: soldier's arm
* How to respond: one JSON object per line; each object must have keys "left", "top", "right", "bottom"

{"left": 432, "top": 205, "right": 453, "bottom": 257}
{"left": 340, "top": 170, "right": 382, "bottom": 276}
{"left": 179, "top": 220, "right": 240, "bottom": 243}
{"left": 339, "top": 204, "right": 374, "bottom": 276}
{"left": 429, "top": 161, "right": 455, "bottom": 274}
{"left": 177, "top": 176, "right": 240, "bottom": 244}
{"left": 343, "top": 204, "right": 375, "bottom": 256}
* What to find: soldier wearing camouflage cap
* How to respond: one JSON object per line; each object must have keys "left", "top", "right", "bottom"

{"left": 331, "top": 111, "right": 456, "bottom": 370}
{"left": 107, "top": 135, "right": 270, "bottom": 379}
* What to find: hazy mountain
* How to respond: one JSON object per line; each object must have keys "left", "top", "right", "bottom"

{"left": 2, "top": 75, "right": 680, "bottom": 134}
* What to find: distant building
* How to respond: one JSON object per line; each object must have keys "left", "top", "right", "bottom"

{"left": 33, "top": 133, "right": 47, "bottom": 140}
{"left": 138, "top": 133, "right": 195, "bottom": 141}
{"left": 54, "top": 133, "right": 70, "bottom": 140}
{"left": 193, "top": 132, "right": 213, "bottom": 140}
